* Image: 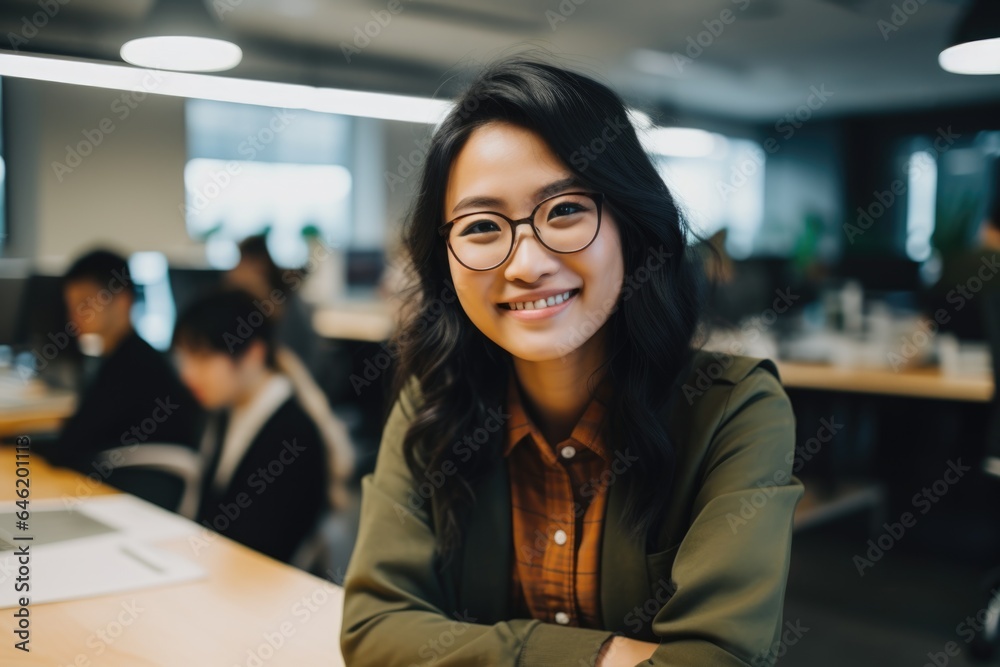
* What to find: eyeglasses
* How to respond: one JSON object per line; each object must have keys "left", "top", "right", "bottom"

{"left": 439, "top": 191, "right": 604, "bottom": 271}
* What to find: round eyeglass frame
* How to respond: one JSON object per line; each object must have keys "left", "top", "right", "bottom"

{"left": 438, "top": 191, "right": 605, "bottom": 271}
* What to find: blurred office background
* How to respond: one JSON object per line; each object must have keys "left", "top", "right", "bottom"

{"left": 1, "top": 0, "right": 1000, "bottom": 664}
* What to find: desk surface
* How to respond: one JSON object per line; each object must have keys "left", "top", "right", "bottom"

{"left": 776, "top": 360, "right": 994, "bottom": 403}
{"left": 0, "top": 375, "right": 76, "bottom": 438}
{"left": 0, "top": 448, "right": 345, "bottom": 666}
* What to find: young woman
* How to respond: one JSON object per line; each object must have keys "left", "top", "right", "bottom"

{"left": 342, "top": 58, "right": 803, "bottom": 667}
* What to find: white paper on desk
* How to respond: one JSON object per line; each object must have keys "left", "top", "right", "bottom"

{"left": 0, "top": 533, "right": 206, "bottom": 608}
{"left": 0, "top": 495, "right": 206, "bottom": 608}
{"left": 59, "top": 494, "right": 203, "bottom": 542}
{"left": 0, "top": 494, "right": 202, "bottom": 544}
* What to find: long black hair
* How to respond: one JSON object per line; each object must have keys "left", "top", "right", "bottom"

{"left": 391, "top": 56, "right": 708, "bottom": 556}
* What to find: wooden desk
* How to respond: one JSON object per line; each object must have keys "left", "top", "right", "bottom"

{"left": 0, "top": 392, "right": 75, "bottom": 439}
{"left": 312, "top": 300, "right": 395, "bottom": 342}
{"left": 775, "top": 360, "right": 994, "bottom": 403}
{"left": 0, "top": 373, "right": 76, "bottom": 438}
{"left": 0, "top": 448, "right": 345, "bottom": 666}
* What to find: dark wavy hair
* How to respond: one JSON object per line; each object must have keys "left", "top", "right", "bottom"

{"left": 391, "top": 56, "right": 708, "bottom": 557}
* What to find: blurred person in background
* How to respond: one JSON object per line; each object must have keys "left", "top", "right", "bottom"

{"left": 172, "top": 288, "right": 353, "bottom": 564}
{"left": 978, "top": 163, "right": 1000, "bottom": 479}
{"left": 225, "top": 234, "right": 321, "bottom": 373}
{"left": 38, "top": 249, "right": 202, "bottom": 477}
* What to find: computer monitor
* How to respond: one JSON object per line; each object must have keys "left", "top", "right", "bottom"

{"left": 11, "top": 273, "right": 80, "bottom": 386}
{"left": 345, "top": 249, "right": 385, "bottom": 291}
{"left": 0, "top": 276, "right": 26, "bottom": 345}
{"left": 167, "top": 267, "right": 224, "bottom": 315}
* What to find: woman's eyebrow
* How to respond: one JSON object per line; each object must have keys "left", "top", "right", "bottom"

{"left": 450, "top": 176, "right": 583, "bottom": 215}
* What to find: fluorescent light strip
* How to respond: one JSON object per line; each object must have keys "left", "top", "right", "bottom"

{"left": 642, "top": 127, "right": 719, "bottom": 158}
{"left": 0, "top": 51, "right": 452, "bottom": 124}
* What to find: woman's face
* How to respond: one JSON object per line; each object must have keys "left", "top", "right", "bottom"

{"left": 443, "top": 121, "right": 625, "bottom": 363}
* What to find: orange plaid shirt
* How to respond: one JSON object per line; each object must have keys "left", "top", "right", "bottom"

{"left": 504, "top": 372, "right": 612, "bottom": 629}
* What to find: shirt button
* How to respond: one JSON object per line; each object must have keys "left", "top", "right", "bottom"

{"left": 554, "top": 611, "right": 570, "bottom": 625}
{"left": 560, "top": 445, "right": 576, "bottom": 459}
{"left": 553, "top": 529, "right": 567, "bottom": 545}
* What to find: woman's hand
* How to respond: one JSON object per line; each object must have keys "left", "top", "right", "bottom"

{"left": 596, "top": 635, "right": 659, "bottom": 666}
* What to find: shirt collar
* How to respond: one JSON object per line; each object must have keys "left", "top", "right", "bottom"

{"left": 503, "top": 369, "right": 611, "bottom": 463}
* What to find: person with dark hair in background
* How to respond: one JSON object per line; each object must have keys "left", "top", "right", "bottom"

{"left": 39, "top": 249, "right": 202, "bottom": 483}
{"left": 978, "top": 162, "right": 1000, "bottom": 480}
{"left": 172, "top": 288, "right": 330, "bottom": 564}
{"left": 341, "top": 57, "right": 803, "bottom": 666}
{"left": 225, "top": 234, "right": 321, "bottom": 374}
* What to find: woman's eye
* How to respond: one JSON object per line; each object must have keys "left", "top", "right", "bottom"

{"left": 460, "top": 220, "right": 501, "bottom": 235}
{"left": 550, "top": 203, "right": 585, "bottom": 218}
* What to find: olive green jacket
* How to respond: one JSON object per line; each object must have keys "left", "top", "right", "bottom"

{"left": 341, "top": 352, "right": 804, "bottom": 666}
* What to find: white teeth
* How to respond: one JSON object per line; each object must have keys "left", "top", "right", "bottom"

{"left": 506, "top": 290, "right": 575, "bottom": 311}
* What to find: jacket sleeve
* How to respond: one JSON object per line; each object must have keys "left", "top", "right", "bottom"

{"left": 340, "top": 378, "right": 615, "bottom": 666}
{"left": 647, "top": 366, "right": 804, "bottom": 667}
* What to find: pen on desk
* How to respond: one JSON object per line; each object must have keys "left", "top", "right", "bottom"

{"left": 119, "top": 544, "right": 165, "bottom": 574}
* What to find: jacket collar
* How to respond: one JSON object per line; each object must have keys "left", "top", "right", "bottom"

{"left": 457, "top": 444, "right": 646, "bottom": 633}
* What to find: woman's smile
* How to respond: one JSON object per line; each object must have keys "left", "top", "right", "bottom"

{"left": 497, "top": 287, "right": 581, "bottom": 320}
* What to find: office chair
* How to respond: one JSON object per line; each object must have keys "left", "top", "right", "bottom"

{"left": 93, "top": 444, "right": 203, "bottom": 519}
{"left": 289, "top": 498, "right": 361, "bottom": 579}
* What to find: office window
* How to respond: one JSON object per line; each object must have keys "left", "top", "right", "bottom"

{"left": 652, "top": 135, "right": 766, "bottom": 259}
{"left": 905, "top": 150, "right": 937, "bottom": 262}
{"left": 904, "top": 130, "right": 1000, "bottom": 260}
{"left": 183, "top": 100, "right": 353, "bottom": 268}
